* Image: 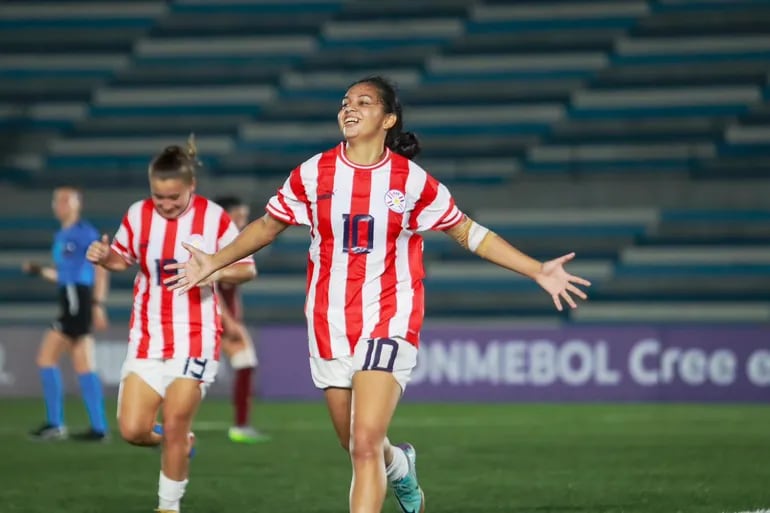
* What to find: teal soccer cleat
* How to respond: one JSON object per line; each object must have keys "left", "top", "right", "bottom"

{"left": 391, "top": 443, "right": 425, "bottom": 513}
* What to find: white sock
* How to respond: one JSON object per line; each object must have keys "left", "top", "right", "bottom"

{"left": 158, "top": 471, "right": 188, "bottom": 512}
{"left": 230, "top": 346, "right": 257, "bottom": 369}
{"left": 386, "top": 445, "right": 409, "bottom": 482}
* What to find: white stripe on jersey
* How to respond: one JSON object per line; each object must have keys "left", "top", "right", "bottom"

{"left": 360, "top": 164, "right": 391, "bottom": 338}
{"left": 171, "top": 208, "right": 194, "bottom": 358}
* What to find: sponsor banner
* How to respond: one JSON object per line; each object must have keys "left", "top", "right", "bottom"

{"left": 0, "top": 326, "right": 234, "bottom": 398}
{"left": 3, "top": 324, "right": 768, "bottom": 402}
{"left": 256, "top": 325, "right": 770, "bottom": 402}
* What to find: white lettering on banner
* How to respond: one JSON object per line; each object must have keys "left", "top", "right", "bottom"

{"left": 464, "top": 342, "right": 499, "bottom": 383}
{"left": 629, "top": 339, "right": 659, "bottom": 386}
{"left": 747, "top": 350, "right": 770, "bottom": 386}
{"left": 411, "top": 342, "right": 462, "bottom": 385}
{"left": 628, "top": 339, "right": 737, "bottom": 386}
{"left": 710, "top": 350, "right": 738, "bottom": 386}
{"left": 411, "top": 339, "right": 621, "bottom": 386}
{"left": 530, "top": 340, "right": 556, "bottom": 385}
{"left": 501, "top": 342, "right": 526, "bottom": 384}
{"left": 0, "top": 344, "right": 15, "bottom": 385}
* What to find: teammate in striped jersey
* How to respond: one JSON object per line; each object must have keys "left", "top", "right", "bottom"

{"left": 214, "top": 195, "right": 269, "bottom": 444}
{"left": 167, "top": 76, "right": 591, "bottom": 513}
{"left": 87, "top": 139, "right": 256, "bottom": 513}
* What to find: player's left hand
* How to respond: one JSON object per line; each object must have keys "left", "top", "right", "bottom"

{"left": 92, "top": 304, "right": 109, "bottom": 331}
{"left": 22, "top": 261, "right": 43, "bottom": 276}
{"left": 533, "top": 252, "right": 591, "bottom": 311}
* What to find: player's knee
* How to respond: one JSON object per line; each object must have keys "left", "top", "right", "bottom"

{"left": 349, "top": 428, "right": 384, "bottom": 462}
{"left": 339, "top": 434, "right": 351, "bottom": 453}
{"left": 119, "top": 418, "right": 149, "bottom": 445}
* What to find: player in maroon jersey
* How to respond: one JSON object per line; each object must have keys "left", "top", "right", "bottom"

{"left": 166, "top": 77, "right": 590, "bottom": 513}
{"left": 214, "top": 195, "right": 269, "bottom": 444}
{"left": 87, "top": 137, "right": 256, "bottom": 513}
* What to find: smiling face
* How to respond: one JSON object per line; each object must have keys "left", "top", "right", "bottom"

{"left": 150, "top": 177, "right": 195, "bottom": 219}
{"left": 337, "top": 82, "right": 397, "bottom": 144}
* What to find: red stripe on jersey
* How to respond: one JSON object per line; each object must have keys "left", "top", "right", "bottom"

{"left": 312, "top": 149, "right": 337, "bottom": 358}
{"left": 372, "top": 154, "right": 410, "bottom": 339}
{"left": 112, "top": 239, "right": 130, "bottom": 258}
{"left": 277, "top": 194, "right": 296, "bottom": 223}
{"left": 217, "top": 208, "right": 230, "bottom": 240}
{"left": 188, "top": 196, "right": 207, "bottom": 358}
{"left": 405, "top": 234, "right": 424, "bottom": 346}
{"left": 127, "top": 278, "right": 140, "bottom": 349}
{"left": 267, "top": 200, "right": 294, "bottom": 225}
{"left": 344, "top": 164, "right": 372, "bottom": 350}
{"left": 408, "top": 174, "right": 439, "bottom": 231}
{"left": 136, "top": 200, "right": 155, "bottom": 358}
{"left": 160, "top": 218, "right": 177, "bottom": 359}
{"left": 121, "top": 216, "right": 135, "bottom": 260}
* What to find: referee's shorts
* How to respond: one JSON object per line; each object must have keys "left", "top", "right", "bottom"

{"left": 52, "top": 284, "right": 93, "bottom": 339}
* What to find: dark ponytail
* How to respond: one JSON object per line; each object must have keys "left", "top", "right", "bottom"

{"left": 349, "top": 75, "right": 421, "bottom": 159}
{"left": 389, "top": 131, "right": 420, "bottom": 160}
{"left": 149, "top": 133, "right": 200, "bottom": 184}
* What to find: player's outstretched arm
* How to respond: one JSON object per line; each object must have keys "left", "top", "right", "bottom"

{"left": 165, "top": 213, "right": 289, "bottom": 293}
{"left": 445, "top": 216, "right": 591, "bottom": 311}
{"left": 212, "top": 261, "right": 256, "bottom": 286}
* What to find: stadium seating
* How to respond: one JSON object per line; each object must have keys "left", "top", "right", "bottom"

{"left": 1, "top": 0, "right": 769, "bottom": 325}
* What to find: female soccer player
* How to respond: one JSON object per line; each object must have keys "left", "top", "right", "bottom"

{"left": 166, "top": 77, "right": 590, "bottom": 513}
{"left": 214, "top": 195, "right": 269, "bottom": 444}
{"left": 25, "top": 186, "right": 110, "bottom": 441}
{"left": 86, "top": 138, "right": 256, "bottom": 513}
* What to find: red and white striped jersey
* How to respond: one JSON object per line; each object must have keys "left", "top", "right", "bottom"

{"left": 111, "top": 195, "right": 254, "bottom": 361}
{"left": 266, "top": 143, "right": 464, "bottom": 359}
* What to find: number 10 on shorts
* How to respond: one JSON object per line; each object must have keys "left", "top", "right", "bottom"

{"left": 361, "top": 338, "right": 399, "bottom": 372}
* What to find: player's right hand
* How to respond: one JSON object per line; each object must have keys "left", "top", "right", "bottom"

{"left": 86, "top": 234, "right": 111, "bottom": 264}
{"left": 21, "top": 260, "right": 42, "bottom": 275}
{"left": 163, "top": 242, "right": 216, "bottom": 294}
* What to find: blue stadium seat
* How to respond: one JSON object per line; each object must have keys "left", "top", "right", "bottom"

{"left": 2, "top": 0, "right": 769, "bottom": 323}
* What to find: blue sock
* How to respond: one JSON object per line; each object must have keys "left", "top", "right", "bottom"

{"left": 78, "top": 372, "right": 107, "bottom": 434}
{"left": 39, "top": 367, "right": 63, "bottom": 427}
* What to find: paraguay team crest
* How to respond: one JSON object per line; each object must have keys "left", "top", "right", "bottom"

{"left": 384, "top": 189, "right": 406, "bottom": 214}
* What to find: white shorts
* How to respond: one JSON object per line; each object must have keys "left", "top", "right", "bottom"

{"left": 118, "top": 357, "right": 220, "bottom": 415}
{"left": 309, "top": 337, "right": 418, "bottom": 392}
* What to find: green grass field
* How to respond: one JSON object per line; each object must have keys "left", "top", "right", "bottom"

{"left": 0, "top": 398, "right": 768, "bottom": 513}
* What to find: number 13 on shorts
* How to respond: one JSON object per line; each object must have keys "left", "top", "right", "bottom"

{"left": 183, "top": 357, "right": 208, "bottom": 379}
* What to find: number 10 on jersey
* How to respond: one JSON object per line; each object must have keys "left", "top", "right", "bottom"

{"left": 342, "top": 213, "right": 375, "bottom": 254}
